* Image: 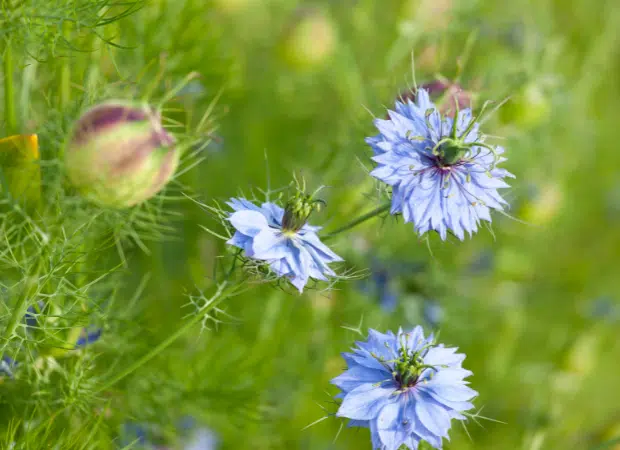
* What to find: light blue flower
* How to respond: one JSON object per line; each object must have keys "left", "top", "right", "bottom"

{"left": 226, "top": 197, "right": 343, "bottom": 292}
{"left": 0, "top": 355, "right": 17, "bottom": 378}
{"left": 332, "top": 327, "right": 477, "bottom": 450}
{"left": 368, "top": 88, "right": 514, "bottom": 240}
{"left": 184, "top": 428, "right": 219, "bottom": 450}
{"left": 75, "top": 327, "right": 102, "bottom": 347}
{"left": 422, "top": 300, "right": 444, "bottom": 329}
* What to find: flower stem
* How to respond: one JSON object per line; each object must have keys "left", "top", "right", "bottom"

{"left": 322, "top": 202, "right": 391, "bottom": 240}
{"left": 591, "top": 437, "right": 620, "bottom": 450}
{"left": 0, "top": 263, "right": 41, "bottom": 356}
{"left": 95, "top": 280, "right": 232, "bottom": 393}
{"left": 59, "top": 21, "right": 71, "bottom": 109}
{"left": 3, "top": 39, "right": 17, "bottom": 135}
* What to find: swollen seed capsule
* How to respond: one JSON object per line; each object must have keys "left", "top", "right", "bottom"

{"left": 65, "top": 100, "right": 179, "bottom": 208}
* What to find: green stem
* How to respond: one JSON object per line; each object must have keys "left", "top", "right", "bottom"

{"left": 592, "top": 437, "right": 620, "bottom": 450}
{"left": 3, "top": 38, "right": 17, "bottom": 134}
{"left": 322, "top": 202, "right": 391, "bottom": 240}
{"left": 0, "top": 263, "right": 41, "bottom": 355}
{"left": 59, "top": 21, "right": 71, "bottom": 109}
{"left": 95, "top": 281, "right": 231, "bottom": 393}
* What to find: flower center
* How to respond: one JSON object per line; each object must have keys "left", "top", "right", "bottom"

{"left": 391, "top": 344, "right": 437, "bottom": 390}
{"left": 281, "top": 193, "right": 325, "bottom": 232}
{"left": 438, "top": 138, "right": 469, "bottom": 166}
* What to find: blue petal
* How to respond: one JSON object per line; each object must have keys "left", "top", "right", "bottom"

{"left": 228, "top": 210, "right": 269, "bottom": 237}
{"left": 226, "top": 231, "right": 251, "bottom": 249}
{"left": 260, "top": 202, "right": 285, "bottom": 227}
{"left": 349, "top": 350, "right": 392, "bottom": 373}
{"left": 423, "top": 346, "right": 465, "bottom": 367}
{"left": 370, "top": 419, "right": 385, "bottom": 449}
{"left": 413, "top": 391, "right": 452, "bottom": 438}
{"left": 376, "top": 399, "right": 409, "bottom": 450}
{"left": 347, "top": 419, "right": 369, "bottom": 429}
{"left": 227, "top": 198, "right": 262, "bottom": 213}
{"left": 401, "top": 326, "right": 426, "bottom": 353}
{"left": 336, "top": 382, "right": 396, "bottom": 421}
{"left": 331, "top": 365, "right": 389, "bottom": 392}
{"left": 288, "top": 273, "right": 308, "bottom": 292}
{"left": 251, "top": 229, "right": 289, "bottom": 259}
{"left": 300, "top": 232, "right": 343, "bottom": 262}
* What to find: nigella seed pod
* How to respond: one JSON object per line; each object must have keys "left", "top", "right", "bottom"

{"left": 65, "top": 101, "right": 179, "bottom": 208}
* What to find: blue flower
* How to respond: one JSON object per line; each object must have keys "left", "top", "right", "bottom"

{"left": 421, "top": 300, "right": 444, "bottom": 329}
{"left": 226, "top": 197, "right": 343, "bottom": 292}
{"left": 24, "top": 301, "right": 45, "bottom": 328}
{"left": 75, "top": 327, "right": 102, "bottom": 347}
{"left": 184, "top": 428, "right": 219, "bottom": 450}
{"left": 331, "top": 327, "right": 477, "bottom": 450}
{"left": 120, "top": 423, "right": 149, "bottom": 448}
{"left": 368, "top": 88, "right": 514, "bottom": 240}
{"left": 358, "top": 264, "right": 397, "bottom": 313}
{"left": 585, "top": 296, "right": 619, "bottom": 323}
{"left": 0, "top": 355, "right": 17, "bottom": 378}
{"left": 359, "top": 259, "right": 426, "bottom": 313}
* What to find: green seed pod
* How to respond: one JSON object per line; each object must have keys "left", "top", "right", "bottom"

{"left": 65, "top": 100, "right": 179, "bottom": 208}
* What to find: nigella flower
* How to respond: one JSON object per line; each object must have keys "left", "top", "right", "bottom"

{"left": 0, "top": 355, "right": 17, "bottom": 378}
{"left": 332, "top": 327, "right": 477, "bottom": 450}
{"left": 24, "top": 301, "right": 46, "bottom": 328}
{"left": 358, "top": 263, "right": 398, "bottom": 313}
{"left": 184, "top": 428, "right": 219, "bottom": 450}
{"left": 226, "top": 193, "right": 343, "bottom": 292}
{"left": 422, "top": 300, "right": 444, "bottom": 329}
{"left": 358, "top": 259, "right": 425, "bottom": 313}
{"left": 75, "top": 327, "right": 102, "bottom": 347}
{"left": 368, "top": 88, "right": 514, "bottom": 240}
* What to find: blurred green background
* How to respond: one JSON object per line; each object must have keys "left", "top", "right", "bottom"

{"left": 2, "top": 0, "right": 620, "bottom": 448}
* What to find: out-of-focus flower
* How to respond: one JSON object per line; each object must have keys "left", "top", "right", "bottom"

{"left": 358, "top": 262, "right": 398, "bottom": 313}
{"left": 74, "top": 328, "right": 102, "bottom": 348}
{"left": 24, "top": 301, "right": 46, "bottom": 328}
{"left": 358, "top": 259, "right": 425, "bottom": 312}
{"left": 422, "top": 299, "right": 444, "bottom": 329}
{"left": 184, "top": 428, "right": 219, "bottom": 450}
{"left": 65, "top": 100, "right": 179, "bottom": 208}
{"left": 226, "top": 195, "right": 342, "bottom": 292}
{"left": 120, "top": 422, "right": 149, "bottom": 448}
{"left": 332, "top": 327, "right": 477, "bottom": 450}
{"left": 468, "top": 249, "right": 494, "bottom": 274}
{"left": 368, "top": 88, "right": 514, "bottom": 240}
{"left": 585, "top": 296, "right": 619, "bottom": 323}
{"left": 279, "top": 7, "right": 337, "bottom": 71}
{"left": 0, "top": 355, "right": 17, "bottom": 379}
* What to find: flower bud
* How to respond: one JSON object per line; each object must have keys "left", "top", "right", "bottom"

{"left": 65, "top": 101, "right": 179, "bottom": 208}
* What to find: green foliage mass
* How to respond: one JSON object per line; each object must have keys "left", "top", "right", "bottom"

{"left": 1, "top": 0, "right": 619, "bottom": 449}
